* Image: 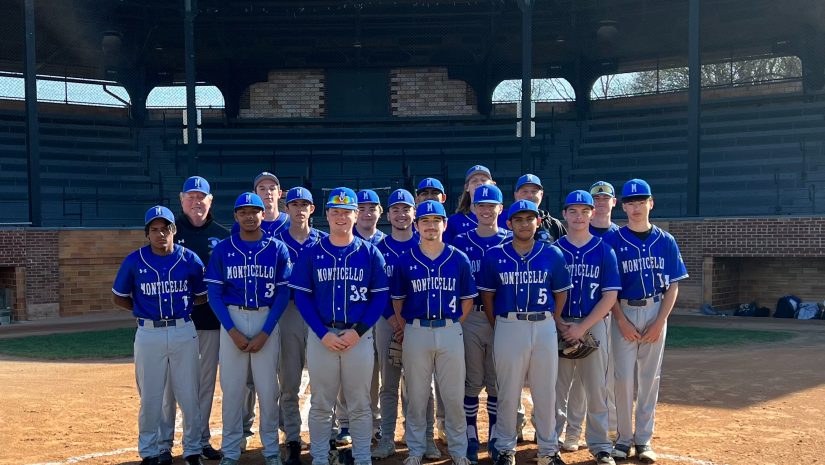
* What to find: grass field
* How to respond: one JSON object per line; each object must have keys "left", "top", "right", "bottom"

{"left": 0, "top": 325, "right": 796, "bottom": 360}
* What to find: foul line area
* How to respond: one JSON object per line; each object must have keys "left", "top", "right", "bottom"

{"left": 27, "top": 371, "right": 725, "bottom": 465}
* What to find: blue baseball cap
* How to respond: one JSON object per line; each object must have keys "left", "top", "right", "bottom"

{"left": 416, "top": 177, "right": 445, "bottom": 194}
{"left": 286, "top": 187, "right": 314, "bottom": 204}
{"left": 357, "top": 189, "right": 381, "bottom": 204}
{"left": 326, "top": 187, "right": 359, "bottom": 211}
{"left": 182, "top": 176, "right": 210, "bottom": 195}
{"left": 621, "top": 178, "right": 652, "bottom": 199}
{"left": 564, "top": 190, "right": 595, "bottom": 208}
{"left": 515, "top": 174, "right": 543, "bottom": 191}
{"left": 234, "top": 192, "right": 265, "bottom": 211}
{"left": 416, "top": 200, "right": 447, "bottom": 219}
{"left": 507, "top": 199, "right": 540, "bottom": 219}
{"left": 388, "top": 189, "right": 415, "bottom": 207}
{"left": 253, "top": 171, "right": 280, "bottom": 189}
{"left": 590, "top": 181, "right": 615, "bottom": 198}
{"left": 473, "top": 184, "right": 503, "bottom": 204}
{"left": 465, "top": 165, "right": 492, "bottom": 181}
{"left": 144, "top": 205, "right": 175, "bottom": 225}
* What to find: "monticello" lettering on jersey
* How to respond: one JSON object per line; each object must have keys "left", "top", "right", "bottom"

{"left": 316, "top": 267, "right": 365, "bottom": 282}
{"left": 226, "top": 264, "right": 275, "bottom": 280}
{"left": 411, "top": 276, "right": 457, "bottom": 293}
{"left": 621, "top": 257, "right": 665, "bottom": 274}
{"left": 140, "top": 280, "right": 189, "bottom": 296}
{"left": 498, "top": 270, "right": 548, "bottom": 286}
{"left": 566, "top": 263, "right": 600, "bottom": 279}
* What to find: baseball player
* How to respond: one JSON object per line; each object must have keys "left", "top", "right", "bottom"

{"left": 274, "top": 187, "right": 329, "bottom": 465}
{"left": 553, "top": 190, "right": 621, "bottom": 465}
{"left": 335, "top": 189, "right": 385, "bottom": 445}
{"left": 158, "top": 177, "right": 229, "bottom": 464}
{"left": 415, "top": 178, "right": 447, "bottom": 205}
{"left": 288, "top": 187, "right": 389, "bottom": 465}
{"left": 205, "top": 192, "right": 292, "bottom": 465}
{"left": 112, "top": 206, "right": 207, "bottom": 465}
{"left": 444, "top": 165, "right": 503, "bottom": 244}
{"left": 451, "top": 185, "right": 511, "bottom": 464}
{"left": 372, "top": 189, "right": 418, "bottom": 459}
{"left": 513, "top": 174, "right": 566, "bottom": 243}
{"left": 231, "top": 171, "right": 291, "bottom": 237}
{"left": 477, "top": 200, "right": 572, "bottom": 465}
{"left": 555, "top": 181, "right": 619, "bottom": 452}
{"left": 606, "top": 179, "right": 688, "bottom": 464}
{"left": 390, "top": 200, "right": 477, "bottom": 465}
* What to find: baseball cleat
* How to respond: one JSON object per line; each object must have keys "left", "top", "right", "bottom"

{"left": 595, "top": 451, "right": 616, "bottom": 465}
{"left": 185, "top": 454, "right": 205, "bottom": 465}
{"left": 635, "top": 445, "right": 658, "bottom": 464}
{"left": 494, "top": 451, "right": 515, "bottom": 465}
{"left": 424, "top": 438, "right": 442, "bottom": 460}
{"left": 336, "top": 427, "right": 353, "bottom": 445}
{"left": 560, "top": 437, "right": 579, "bottom": 452}
{"left": 403, "top": 456, "right": 423, "bottom": 465}
{"left": 285, "top": 441, "right": 302, "bottom": 465}
{"left": 536, "top": 453, "right": 565, "bottom": 465}
{"left": 140, "top": 457, "right": 159, "bottom": 465}
{"left": 265, "top": 455, "right": 284, "bottom": 465}
{"left": 466, "top": 438, "right": 479, "bottom": 464}
{"left": 201, "top": 445, "right": 222, "bottom": 460}
{"left": 371, "top": 438, "right": 397, "bottom": 460}
{"left": 610, "top": 444, "right": 630, "bottom": 460}
{"left": 452, "top": 456, "right": 471, "bottom": 465}
{"left": 218, "top": 458, "right": 239, "bottom": 465}
{"left": 159, "top": 449, "right": 173, "bottom": 465}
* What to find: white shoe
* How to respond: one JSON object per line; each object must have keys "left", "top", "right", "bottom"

{"left": 561, "top": 437, "right": 579, "bottom": 452}
{"left": 372, "top": 439, "right": 397, "bottom": 460}
{"left": 424, "top": 439, "right": 442, "bottom": 460}
{"left": 636, "top": 445, "right": 658, "bottom": 464}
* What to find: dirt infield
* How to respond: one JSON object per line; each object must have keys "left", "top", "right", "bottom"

{"left": 1, "top": 316, "right": 823, "bottom": 465}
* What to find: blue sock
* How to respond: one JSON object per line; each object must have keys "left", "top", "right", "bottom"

{"left": 464, "top": 395, "right": 480, "bottom": 441}
{"left": 487, "top": 396, "right": 498, "bottom": 442}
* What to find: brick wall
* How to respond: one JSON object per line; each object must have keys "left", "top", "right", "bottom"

{"left": 239, "top": 70, "right": 325, "bottom": 118}
{"left": 59, "top": 230, "right": 146, "bottom": 317}
{"left": 0, "top": 229, "right": 59, "bottom": 320}
{"left": 390, "top": 68, "right": 478, "bottom": 116}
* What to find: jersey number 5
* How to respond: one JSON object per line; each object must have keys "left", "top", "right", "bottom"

{"left": 537, "top": 288, "right": 547, "bottom": 305}
{"left": 350, "top": 285, "right": 368, "bottom": 302}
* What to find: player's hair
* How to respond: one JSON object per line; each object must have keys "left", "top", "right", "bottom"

{"left": 455, "top": 179, "right": 496, "bottom": 214}
{"left": 179, "top": 192, "right": 214, "bottom": 201}
{"left": 144, "top": 221, "right": 177, "bottom": 236}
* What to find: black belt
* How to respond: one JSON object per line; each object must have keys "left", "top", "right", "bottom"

{"left": 329, "top": 321, "right": 355, "bottom": 329}
{"left": 409, "top": 318, "right": 457, "bottom": 328}
{"left": 624, "top": 294, "right": 663, "bottom": 307}
{"left": 505, "top": 312, "right": 548, "bottom": 321}
{"left": 137, "top": 315, "right": 191, "bottom": 328}
{"left": 229, "top": 305, "right": 270, "bottom": 311}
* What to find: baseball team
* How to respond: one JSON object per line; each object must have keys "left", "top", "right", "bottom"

{"left": 113, "top": 166, "right": 688, "bottom": 465}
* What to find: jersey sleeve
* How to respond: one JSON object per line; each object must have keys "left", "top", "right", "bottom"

{"left": 390, "top": 256, "right": 408, "bottom": 300}
{"left": 666, "top": 234, "right": 689, "bottom": 283}
{"left": 600, "top": 244, "right": 622, "bottom": 292}
{"left": 112, "top": 253, "right": 135, "bottom": 297}
{"left": 188, "top": 250, "right": 208, "bottom": 296}
{"left": 204, "top": 241, "right": 225, "bottom": 285}
{"left": 275, "top": 242, "right": 293, "bottom": 286}
{"left": 287, "top": 248, "right": 314, "bottom": 294}
{"left": 548, "top": 245, "right": 573, "bottom": 293}
{"left": 457, "top": 250, "right": 479, "bottom": 300}
{"left": 369, "top": 247, "right": 389, "bottom": 293}
{"left": 477, "top": 251, "right": 499, "bottom": 292}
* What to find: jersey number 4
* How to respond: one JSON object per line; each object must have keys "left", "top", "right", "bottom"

{"left": 350, "top": 285, "right": 368, "bottom": 302}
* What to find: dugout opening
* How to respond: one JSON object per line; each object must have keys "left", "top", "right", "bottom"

{"left": 0, "top": 267, "right": 20, "bottom": 323}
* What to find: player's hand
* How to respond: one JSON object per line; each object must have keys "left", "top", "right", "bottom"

{"left": 245, "top": 332, "right": 269, "bottom": 353}
{"left": 392, "top": 316, "right": 406, "bottom": 342}
{"left": 321, "top": 332, "right": 347, "bottom": 351}
{"left": 338, "top": 329, "right": 361, "bottom": 350}
{"left": 388, "top": 314, "right": 403, "bottom": 333}
{"left": 228, "top": 328, "right": 250, "bottom": 351}
{"left": 561, "top": 322, "right": 586, "bottom": 343}
{"left": 617, "top": 317, "right": 641, "bottom": 342}
{"left": 640, "top": 319, "right": 665, "bottom": 343}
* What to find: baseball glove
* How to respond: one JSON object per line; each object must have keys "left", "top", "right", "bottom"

{"left": 388, "top": 336, "right": 403, "bottom": 368}
{"left": 558, "top": 331, "right": 600, "bottom": 359}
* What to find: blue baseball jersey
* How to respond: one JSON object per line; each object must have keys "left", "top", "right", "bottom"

{"left": 443, "top": 212, "right": 509, "bottom": 244}
{"left": 205, "top": 234, "right": 292, "bottom": 334}
{"left": 390, "top": 244, "right": 478, "bottom": 321}
{"left": 452, "top": 229, "right": 512, "bottom": 311}
{"left": 478, "top": 242, "right": 572, "bottom": 316}
{"left": 112, "top": 244, "right": 207, "bottom": 320}
{"left": 376, "top": 233, "right": 420, "bottom": 318}
{"left": 590, "top": 222, "right": 620, "bottom": 242}
{"left": 354, "top": 228, "right": 386, "bottom": 245}
{"left": 275, "top": 228, "right": 329, "bottom": 263}
{"left": 554, "top": 236, "right": 622, "bottom": 318}
{"left": 231, "top": 211, "right": 291, "bottom": 236}
{"left": 605, "top": 225, "right": 689, "bottom": 300}
{"left": 289, "top": 236, "right": 389, "bottom": 339}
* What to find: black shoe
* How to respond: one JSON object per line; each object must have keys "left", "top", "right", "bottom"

{"left": 185, "top": 455, "right": 204, "bottom": 465}
{"left": 201, "top": 445, "right": 222, "bottom": 460}
{"left": 158, "top": 449, "right": 173, "bottom": 465}
{"left": 140, "top": 457, "right": 159, "bottom": 465}
{"left": 495, "top": 451, "right": 515, "bottom": 465}
{"left": 285, "top": 441, "right": 302, "bottom": 465}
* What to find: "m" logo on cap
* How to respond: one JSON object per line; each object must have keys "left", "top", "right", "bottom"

{"left": 631, "top": 183, "right": 637, "bottom": 193}
{"left": 576, "top": 192, "right": 582, "bottom": 201}
{"left": 246, "top": 194, "right": 252, "bottom": 203}
{"left": 155, "top": 207, "right": 162, "bottom": 216}
{"left": 482, "top": 187, "right": 489, "bottom": 197}
{"left": 427, "top": 202, "right": 434, "bottom": 212}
